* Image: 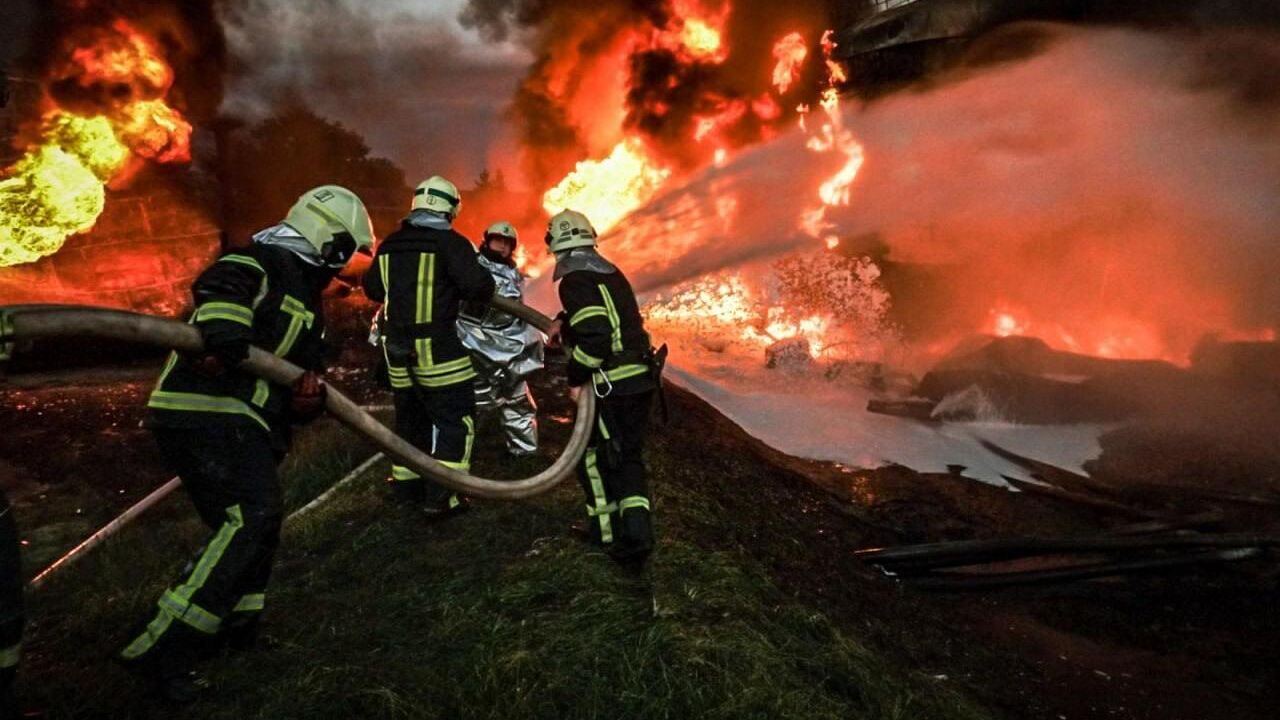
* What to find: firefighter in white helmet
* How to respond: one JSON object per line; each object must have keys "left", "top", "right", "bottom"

{"left": 457, "top": 221, "right": 543, "bottom": 455}
{"left": 364, "top": 176, "right": 496, "bottom": 515}
{"left": 121, "top": 185, "right": 374, "bottom": 702}
{"left": 545, "top": 209, "right": 662, "bottom": 567}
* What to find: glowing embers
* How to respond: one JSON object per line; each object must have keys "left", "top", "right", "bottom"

{"left": 646, "top": 273, "right": 831, "bottom": 354}
{"left": 645, "top": 253, "right": 896, "bottom": 364}
{"left": 0, "top": 18, "right": 192, "bottom": 267}
{"left": 541, "top": 138, "right": 672, "bottom": 235}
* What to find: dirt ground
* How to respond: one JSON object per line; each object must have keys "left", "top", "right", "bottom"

{"left": 1, "top": 352, "right": 1276, "bottom": 719}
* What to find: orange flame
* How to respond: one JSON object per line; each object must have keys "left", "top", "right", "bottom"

{"left": 0, "top": 19, "right": 192, "bottom": 267}
{"left": 771, "top": 32, "right": 809, "bottom": 94}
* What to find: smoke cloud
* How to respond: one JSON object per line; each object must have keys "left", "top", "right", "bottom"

{"left": 217, "top": 0, "right": 528, "bottom": 186}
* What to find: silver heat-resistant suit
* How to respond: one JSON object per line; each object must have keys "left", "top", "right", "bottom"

{"left": 457, "top": 254, "right": 543, "bottom": 455}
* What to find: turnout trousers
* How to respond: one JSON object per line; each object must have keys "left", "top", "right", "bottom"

{"left": 578, "top": 390, "right": 655, "bottom": 558}
{"left": 120, "top": 426, "right": 282, "bottom": 665}
{"left": 0, "top": 489, "right": 23, "bottom": 717}
{"left": 389, "top": 380, "right": 476, "bottom": 509}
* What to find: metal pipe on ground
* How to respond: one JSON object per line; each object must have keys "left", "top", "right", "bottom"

{"left": 905, "top": 548, "right": 1263, "bottom": 591}
{"left": 857, "top": 532, "right": 1280, "bottom": 570}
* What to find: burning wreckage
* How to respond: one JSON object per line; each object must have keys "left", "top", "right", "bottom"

{"left": 0, "top": 0, "right": 1279, "bottom": 716}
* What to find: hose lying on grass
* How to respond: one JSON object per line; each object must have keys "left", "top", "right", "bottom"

{"left": 0, "top": 298, "right": 593, "bottom": 501}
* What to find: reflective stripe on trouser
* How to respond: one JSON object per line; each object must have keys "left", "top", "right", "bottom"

{"left": 124, "top": 426, "right": 283, "bottom": 661}
{"left": 575, "top": 390, "right": 655, "bottom": 549}
{"left": 389, "top": 379, "right": 476, "bottom": 507}
{"left": 0, "top": 489, "right": 24, "bottom": 673}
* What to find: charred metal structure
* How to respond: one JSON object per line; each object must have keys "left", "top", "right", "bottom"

{"left": 836, "top": 0, "right": 1280, "bottom": 90}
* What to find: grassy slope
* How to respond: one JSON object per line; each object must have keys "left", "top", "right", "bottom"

{"left": 19, "top": 380, "right": 991, "bottom": 720}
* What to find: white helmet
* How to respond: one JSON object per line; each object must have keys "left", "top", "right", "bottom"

{"left": 283, "top": 185, "right": 374, "bottom": 268}
{"left": 483, "top": 220, "right": 518, "bottom": 246}
{"left": 545, "top": 209, "right": 597, "bottom": 253}
{"left": 412, "top": 175, "right": 462, "bottom": 220}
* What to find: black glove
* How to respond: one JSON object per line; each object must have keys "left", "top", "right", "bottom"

{"left": 289, "top": 371, "right": 327, "bottom": 424}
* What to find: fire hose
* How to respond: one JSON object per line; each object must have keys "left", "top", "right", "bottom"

{"left": 0, "top": 297, "right": 594, "bottom": 501}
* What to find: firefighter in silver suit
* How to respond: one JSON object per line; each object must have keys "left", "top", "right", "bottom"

{"left": 457, "top": 221, "right": 543, "bottom": 456}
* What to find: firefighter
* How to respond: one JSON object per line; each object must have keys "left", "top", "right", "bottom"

{"left": 0, "top": 489, "right": 22, "bottom": 720}
{"left": 363, "top": 176, "right": 496, "bottom": 515}
{"left": 544, "top": 209, "right": 658, "bottom": 565}
{"left": 456, "top": 221, "right": 543, "bottom": 457}
{"left": 120, "top": 185, "right": 374, "bottom": 702}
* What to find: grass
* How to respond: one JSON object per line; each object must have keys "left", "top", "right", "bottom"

{"left": 16, "top": 380, "right": 992, "bottom": 720}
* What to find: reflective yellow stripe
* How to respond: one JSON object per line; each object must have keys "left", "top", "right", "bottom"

{"left": 438, "top": 459, "right": 471, "bottom": 472}
{"left": 155, "top": 350, "right": 180, "bottom": 387}
{"left": 121, "top": 612, "right": 174, "bottom": 659}
{"left": 233, "top": 593, "right": 266, "bottom": 613}
{"left": 122, "top": 505, "right": 244, "bottom": 656}
{"left": 600, "top": 363, "right": 648, "bottom": 382}
{"left": 218, "top": 254, "right": 264, "bottom": 273}
{"left": 274, "top": 294, "right": 315, "bottom": 357}
{"left": 598, "top": 285, "right": 624, "bottom": 354}
{"left": 193, "top": 301, "right": 254, "bottom": 327}
{"left": 174, "top": 505, "right": 244, "bottom": 603}
{"left": 597, "top": 415, "right": 611, "bottom": 441}
{"left": 411, "top": 355, "right": 472, "bottom": 376}
{"left": 159, "top": 590, "right": 221, "bottom": 634}
{"left": 415, "top": 337, "right": 432, "bottom": 368}
{"left": 379, "top": 255, "right": 391, "bottom": 322}
{"left": 148, "top": 391, "right": 269, "bottom": 431}
{"left": 0, "top": 643, "right": 19, "bottom": 669}
{"left": 413, "top": 367, "right": 476, "bottom": 388}
{"left": 585, "top": 502, "right": 618, "bottom": 517}
{"left": 416, "top": 253, "right": 435, "bottom": 324}
{"left": 570, "top": 306, "right": 609, "bottom": 326}
{"left": 572, "top": 346, "right": 604, "bottom": 369}
{"left": 391, "top": 465, "right": 421, "bottom": 481}
{"left": 461, "top": 416, "right": 475, "bottom": 470}
{"left": 619, "top": 496, "right": 651, "bottom": 514}
{"left": 584, "top": 448, "right": 612, "bottom": 543}
{"left": 251, "top": 379, "right": 270, "bottom": 406}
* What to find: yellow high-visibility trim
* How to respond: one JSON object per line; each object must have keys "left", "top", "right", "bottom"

{"left": 619, "top": 496, "right": 651, "bottom": 514}
{"left": 122, "top": 505, "right": 244, "bottom": 656}
{"left": 379, "top": 255, "right": 391, "bottom": 322}
{"left": 570, "top": 306, "right": 609, "bottom": 326}
{"left": 411, "top": 355, "right": 472, "bottom": 376}
{"left": 193, "top": 301, "right": 254, "bottom": 327}
{"left": 147, "top": 391, "right": 269, "bottom": 431}
{"left": 593, "top": 363, "right": 648, "bottom": 387}
{"left": 251, "top": 379, "right": 270, "bottom": 407}
{"left": 274, "top": 294, "right": 315, "bottom": 357}
{"left": 438, "top": 459, "right": 471, "bottom": 472}
{"left": 461, "top": 415, "right": 475, "bottom": 469}
{"left": 597, "top": 415, "right": 611, "bottom": 441}
{"left": 584, "top": 448, "right": 612, "bottom": 543}
{"left": 0, "top": 643, "right": 19, "bottom": 669}
{"left": 159, "top": 591, "right": 221, "bottom": 634}
{"left": 412, "top": 367, "right": 476, "bottom": 388}
{"left": 218, "top": 254, "right": 264, "bottom": 273}
{"left": 598, "top": 285, "right": 624, "bottom": 354}
{"left": 572, "top": 347, "right": 604, "bottom": 369}
{"left": 233, "top": 593, "right": 266, "bottom": 613}
{"left": 416, "top": 253, "right": 436, "bottom": 324}
{"left": 391, "top": 465, "right": 421, "bottom": 481}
